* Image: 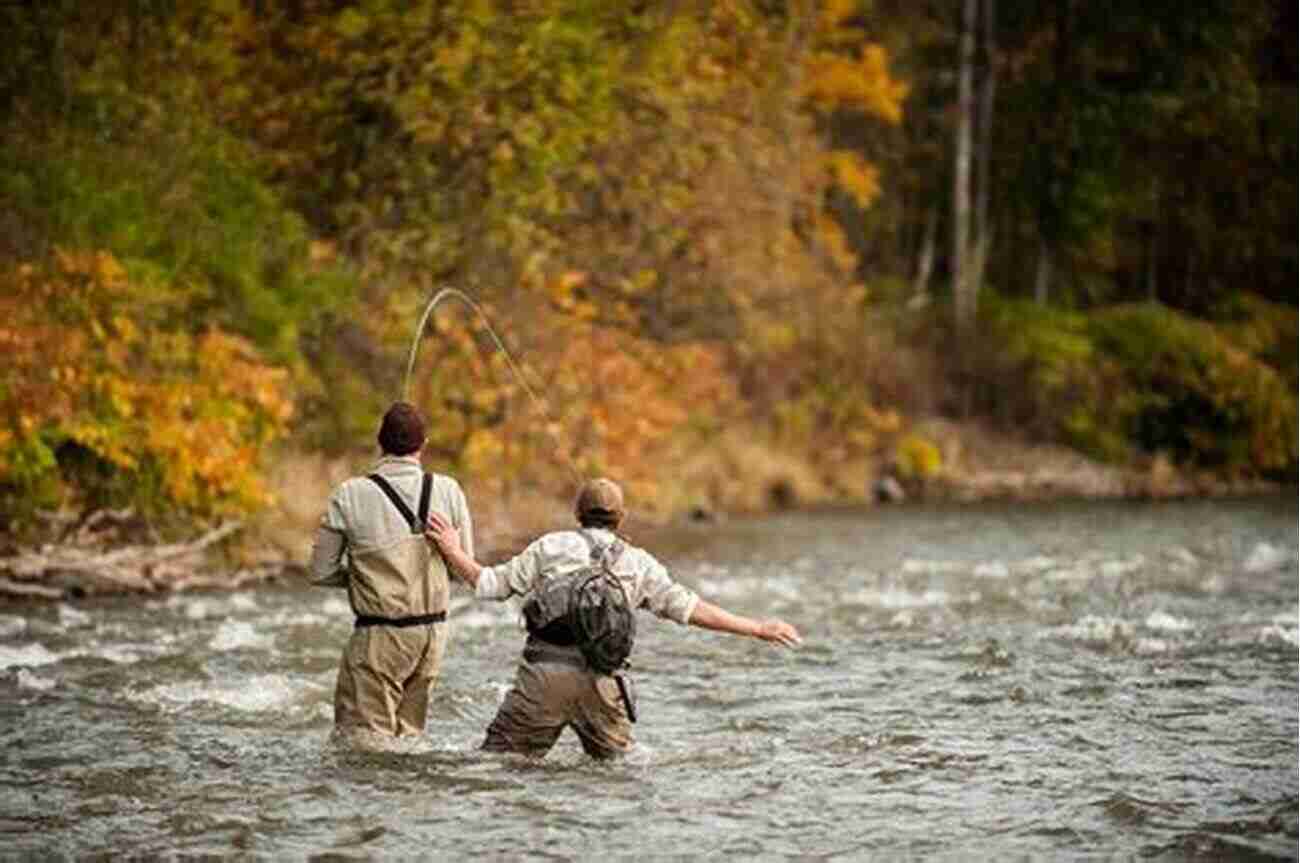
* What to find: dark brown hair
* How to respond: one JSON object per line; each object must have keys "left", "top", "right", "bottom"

{"left": 377, "top": 402, "right": 426, "bottom": 456}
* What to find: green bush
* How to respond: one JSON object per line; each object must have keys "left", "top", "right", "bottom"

{"left": 1087, "top": 304, "right": 1296, "bottom": 475}
{"left": 0, "top": 82, "right": 356, "bottom": 367}
{"left": 976, "top": 297, "right": 1100, "bottom": 441}
{"left": 980, "top": 298, "right": 1298, "bottom": 476}
{"left": 1213, "top": 292, "right": 1299, "bottom": 394}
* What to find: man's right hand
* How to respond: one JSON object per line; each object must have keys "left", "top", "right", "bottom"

{"left": 757, "top": 619, "right": 803, "bottom": 648}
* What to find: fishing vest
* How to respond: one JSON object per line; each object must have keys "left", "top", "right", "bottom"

{"left": 522, "top": 531, "right": 637, "bottom": 674}
{"left": 345, "top": 473, "right": 449, "bottom": 627}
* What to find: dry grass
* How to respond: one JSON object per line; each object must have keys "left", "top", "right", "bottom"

{"left": 664, "top": 427, "right": 834, "bottom": 516}
{"left": 914, "top": 417, "right": 1130, "bottom": 500}
{"left": 245, "top": 449, "right": 366, "bottom": 565}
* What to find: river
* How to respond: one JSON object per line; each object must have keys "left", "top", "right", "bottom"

{"left": 1, "top": 496, "right": 1296, "bottom": 860}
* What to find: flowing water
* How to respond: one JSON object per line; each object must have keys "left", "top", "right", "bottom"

{"left": 1, "top": 496, "right": 1296, "bottom": 860}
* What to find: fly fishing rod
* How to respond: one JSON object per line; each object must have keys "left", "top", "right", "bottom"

{"left": 402, "top": 286, "right": 584, "bottom": 486}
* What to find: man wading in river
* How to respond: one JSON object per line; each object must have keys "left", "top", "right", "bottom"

{"left": 424, "top": 477, "right": 801, "bottom": 759}
{"left": 309, "top": 402, "right": 473, "bottom": 739}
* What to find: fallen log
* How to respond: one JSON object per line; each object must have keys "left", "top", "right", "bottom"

{"left": 0, "top": 521, "right": 246, "bottom": 599}
{"left": 0, "top": 576, "right": 63, "bottom": 600}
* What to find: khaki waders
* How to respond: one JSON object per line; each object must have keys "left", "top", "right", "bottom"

{"left": 481, "top": 641, "right": 634, "bottom": 759}
{"left": 334, "top": 473, "right": 451, "bottom": 737}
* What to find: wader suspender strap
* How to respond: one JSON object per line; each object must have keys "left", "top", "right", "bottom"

{"left": 418, "top": 474, "right": 432, "bottom": 530}
{"left": 356, "top": 472, "right": 445, "bottom": 628}
{"left": 366, "top": 472, "right": 433, "bottom": 534}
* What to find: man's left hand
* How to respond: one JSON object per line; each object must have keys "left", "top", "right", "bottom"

{"left": 424, "top": 512, "right": 462, "bottom": 555}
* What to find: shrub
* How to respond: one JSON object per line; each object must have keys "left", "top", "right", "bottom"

{"left": 895, "top": 434, "right": 942, "bottom": 479}
{"left": 0, "top": 82, "right": 356, "bottom": 366}
{"left": 975, "top": 298, "right": 1100, "bottom": 443}
{"left": 979, "top": 297, "right": 1297, "bottom": 477}
{"left": 1087, "top": 303, "right": 1297, "bottom": 475}
{"left": 0, "top": 250, "right": 294, "bottom": 525}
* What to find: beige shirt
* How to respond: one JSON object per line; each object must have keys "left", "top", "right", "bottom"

{"left": 477, "top": 528, "right": 699, "bottom": 625}
{"left": 309, "top": 455, "right": 473, "bottom": 591}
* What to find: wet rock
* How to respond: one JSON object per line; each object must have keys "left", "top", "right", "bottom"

{"left": 687, "top": 505, "right": 718, "bottom": 524}
{"left": 873, "top": 475, "right": 906, "bottom": 503}
{"left": 767, "top": 479, "right": 797, "bottom": 509}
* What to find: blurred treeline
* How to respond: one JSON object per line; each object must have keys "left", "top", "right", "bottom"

{"left": 0, "top": 0, "right": 1295, "bottom": 531}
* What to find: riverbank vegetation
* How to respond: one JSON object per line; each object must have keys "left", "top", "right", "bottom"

{"left": 1, "top": 2, "right": 1294, "bottom": 574}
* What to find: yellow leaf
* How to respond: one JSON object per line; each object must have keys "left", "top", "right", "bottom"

{"left": 826, "top": 150, "right": 881, "bottom": 208}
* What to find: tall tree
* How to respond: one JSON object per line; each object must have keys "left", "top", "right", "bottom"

{"left": 951, "top": 0, "right": 977, "bottom": 333}
{"left": 970, "top": 0, "right": 996, "bottom": 301}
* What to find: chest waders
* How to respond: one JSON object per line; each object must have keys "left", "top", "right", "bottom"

{"left": 356, "top": 472, "right": 446, "bottom": 628}
{"left": 334, "top": 472, "right": 451, "bottom": 737}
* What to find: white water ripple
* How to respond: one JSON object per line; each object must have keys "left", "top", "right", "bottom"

{"left": 1243, "top": 542, "right": 1291, "bottom": 573}
{"left": 1144, "top": 611, "right": 1194, "bottom": 633}
{"left": 57, "top": 604, "right": 92, "bottom": 629}
{"left": 845, "top": 586, "right": 951, "bottom": 610}
{"left": 0, "top": 642, "right": 64, "bottom": 669}
{"left": 321, "top": 596, "right": 352, "bottom": 617}
{"left": 15, "top": 668, "right": 56, "bottom": 691}
{"left": 1050, "top": 615, "right": 1135, "bottom": 648}
{"left": 0, "top": 615, "right": 27, "bottom": 638}
{"left": 1258, "top": 607, "right": 1300, "bottom": 645}
{"left": 133, "top": 673, "right": 312, "bottom": 713}
{"left": 209, "top": 621, "right": 273, "bottom": 651}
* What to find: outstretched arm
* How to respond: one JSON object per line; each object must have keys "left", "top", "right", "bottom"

{"left": 425, "top": 511, "right": 483, "bottom": 588}
{"left": 687, "top": 599, "right": 802, "bottom": 648}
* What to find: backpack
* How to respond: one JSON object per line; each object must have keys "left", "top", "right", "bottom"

{"left": 522, "top": 531, "right": 637, "bottom": 674}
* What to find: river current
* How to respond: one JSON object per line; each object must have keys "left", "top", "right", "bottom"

{"left": 1, "top": 496, "right": 1296, "bottom": 860}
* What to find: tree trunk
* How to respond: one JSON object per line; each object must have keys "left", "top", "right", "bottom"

{"left": 1035, "top": 237, "right": 1053, "bottom": 304}
{"left": 1145, "top": 189, "right": 1161, "bottom": 302}
{"left": 971, "top": 0, "right": 997, "bottom": 300}
{"left": 126, "top": 0, "right": 141, "bottom": 90}
{"left": 971, "top": 227, "right": 993, "bottom": 307}
{"left": 1146, "top": 228, "right": 1159, "bottom": 302}
{"left": 952, "top": 0, "right": 977, "bottom": 334}
{"left": 1034, "top": 0, "right": 1072, "bottom": 306}
{"left": 913, "top": 207, "right": 938, "bottom": 299}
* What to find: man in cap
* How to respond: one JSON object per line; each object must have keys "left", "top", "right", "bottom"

{"left": 424, "top": 477, "right": 801, "bottom": 759}
{"left": 309, "top": 401, "right": 474, "bottom": 739}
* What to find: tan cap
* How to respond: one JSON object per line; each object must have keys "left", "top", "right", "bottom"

{"left": 575, "top": 477, "right": 625, "bottom": 520}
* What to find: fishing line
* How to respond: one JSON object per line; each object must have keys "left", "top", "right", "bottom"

{"left": 402, "top": 286, "right": 583, "bottom": 485}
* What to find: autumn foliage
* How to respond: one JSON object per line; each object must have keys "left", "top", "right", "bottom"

{"left": 0, "top": 0, "right": 1293, "bottom": 536}
{"left": 0, "top": 251, "right": 293, "bottom": 523}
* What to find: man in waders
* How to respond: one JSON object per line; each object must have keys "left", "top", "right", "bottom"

{"left": 424, "top": 477, "right": 801, "bottom": 759}
{"left": 308, "top": 401, "right": 473, "bottom": 739}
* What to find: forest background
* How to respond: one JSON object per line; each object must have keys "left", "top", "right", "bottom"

{"left": 0, "top": 0, "right": 1295, "bottom": 575}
